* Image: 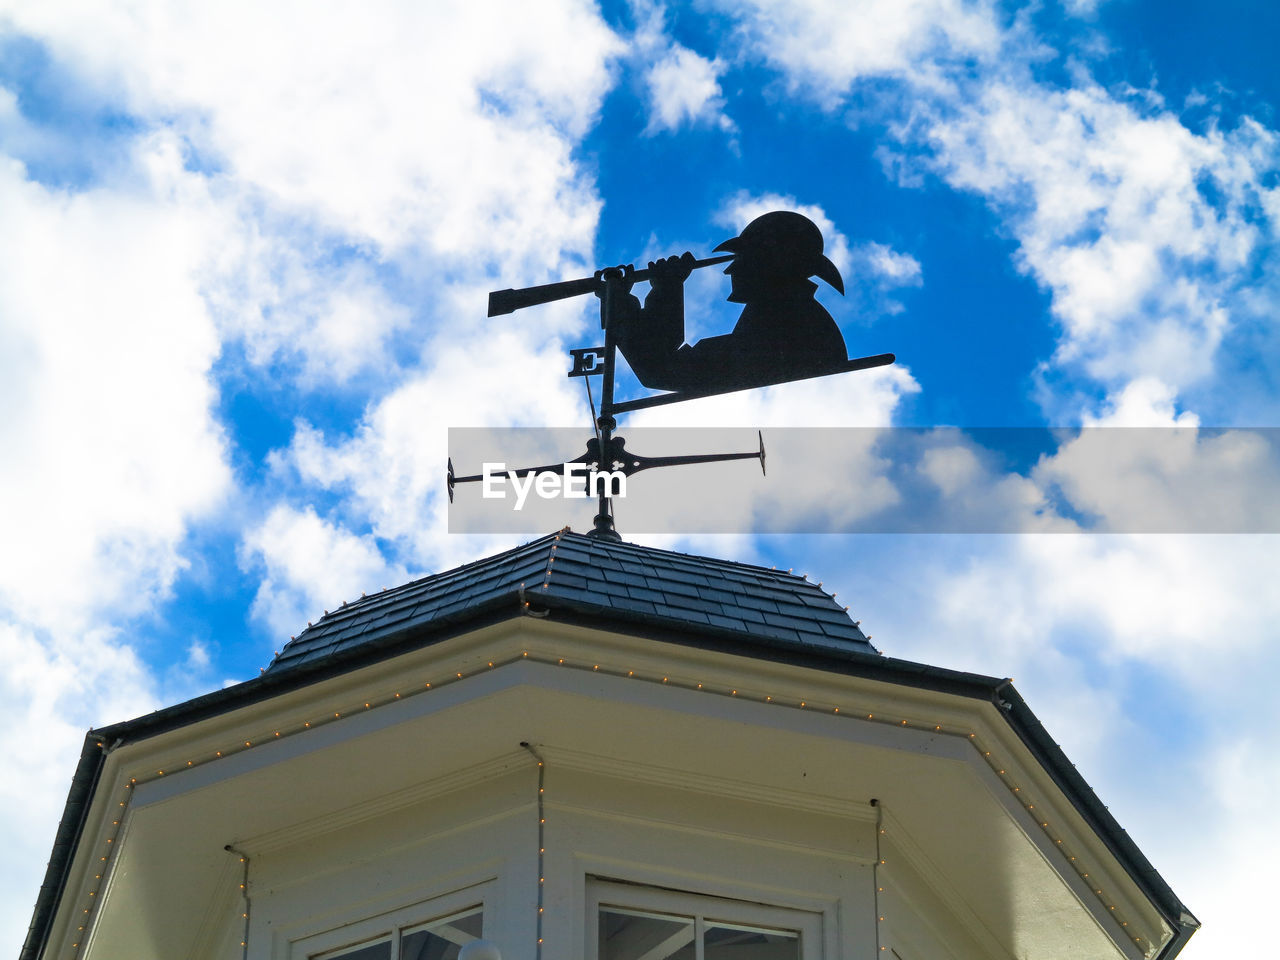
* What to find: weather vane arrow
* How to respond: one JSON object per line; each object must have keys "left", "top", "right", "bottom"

{"left": 452, "top": 210, "right": 894, "bottom": 540}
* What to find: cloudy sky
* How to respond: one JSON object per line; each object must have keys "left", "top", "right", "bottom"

{"left": 3, "top": 0, "right": 1278, "bottom": 955}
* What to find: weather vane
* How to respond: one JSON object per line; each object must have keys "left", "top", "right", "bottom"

{"left": 449, "top": 210, "right": 895, "bottom": 540}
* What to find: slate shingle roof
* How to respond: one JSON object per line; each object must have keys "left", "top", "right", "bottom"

{"left": 266, "top": 529, "right": 877, "bottom": 674}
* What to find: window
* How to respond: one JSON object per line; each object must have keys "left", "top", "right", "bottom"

{"left": 591, "top": 881, "right": 821, "bottom": 960}
{"left": 313, "top": 906, "right": 483, "bottom": 960}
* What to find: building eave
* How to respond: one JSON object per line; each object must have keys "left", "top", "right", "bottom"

{"left": 24, "top": 587, "right": 1197, "bottom": 960}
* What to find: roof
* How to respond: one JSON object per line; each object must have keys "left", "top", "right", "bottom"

{"left": 23, "top": 530, "right": 1198, "bottom": 960}
{"left": 266, "top": 529, "right": 878, "bottom": 674}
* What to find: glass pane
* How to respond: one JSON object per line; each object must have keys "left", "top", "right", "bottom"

{"left": 600, "top": 907, "right": 696, "bottom": 960}
{"left": 705, "top": 922, "right": 800, "bottom": 960}
{"left": 315, "top": 939, "right": 392, "bottom": 960}
{"left": 401, "top": 908, "right": 484, "bottom": 960}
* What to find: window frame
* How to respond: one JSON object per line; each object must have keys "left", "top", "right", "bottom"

{"left": 292, "top": 884, "right": 488, "bottom": 960}
{"left": 588, "top": 879, "right": 823, "bottom": 960}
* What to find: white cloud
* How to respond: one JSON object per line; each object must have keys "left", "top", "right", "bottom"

{"left": 860, "top": 241, "right": 923, "bottom": 284}
{"left": 914, "top": 440, "right": 1058, "bottom": 532}
{"left": 1186, "top": 734, "right": 1280, "bottom": 959}
{"left": 267, "top": 327, "right": 590, "bottom": 575}
{"left": 1084, "top": 377, "right": 1198, "bottom": 428}
{"left": 720, "top": 2, "right": 1280, "bottom": 425}
{"left": 629, "top": 0, "right": 734, "bottom": 136}
{"left": 240, "top": 504, "right": 411, "bottom": 642}
{"left": 0, "top": 0, "right": 628, "bottom": 650}
{"left": 720, "top": 0, "right": 1005, "bottom": 107}
{"left": 202, "top": 210, "right": 414, "bottom": 385}
{"left": 1061, "top": 0, "right": 1106, "bottom": 16}
{"left": 6, "top": 1, "right": 619, "bottom": 258}
{"left": 846, "top": 241, "right": 923, "bottom": 317}
{"left": 922, "top": 79, "right": 1272, "bottom": 400}
{"left": 1035, "top": 431, "right": 1280, "bottom": 535}
{"left": 6, "top": 1, "right": 622, "bottom": 386}
{"left": 0, "top": 139, "right": 231, "bottom": 634}
{"left": 644, "top": 45, "right": 733, "bottom": 135}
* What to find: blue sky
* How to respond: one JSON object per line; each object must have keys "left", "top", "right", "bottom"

{"left": 2, "top": 1, "right": 1278, "bottom": 955}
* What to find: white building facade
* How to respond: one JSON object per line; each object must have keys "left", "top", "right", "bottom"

{"left": 24, "top": 531, "right": 1197, "bottom": 960}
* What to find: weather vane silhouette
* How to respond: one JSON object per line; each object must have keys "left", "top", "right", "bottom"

{"left": 449, "top": 210, "right": 895, "bottom": 540}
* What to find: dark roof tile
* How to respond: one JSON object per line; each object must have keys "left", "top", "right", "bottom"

{"left": 265, "top": 531, "right": 877, "bottom": 673}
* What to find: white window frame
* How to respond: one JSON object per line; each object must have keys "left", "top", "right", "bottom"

{"left": 291, "top": 883, "right": 488, "bottom": 960}
{"left": 588, "top": 879, "right": 823, "bottom": 960}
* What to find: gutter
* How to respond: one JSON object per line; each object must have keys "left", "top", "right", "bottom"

{"left": 20, "top": 733, "right": 110, "bottom": 960}
{"left": 992, "top": 682, "right": 1201, "bottom": 959}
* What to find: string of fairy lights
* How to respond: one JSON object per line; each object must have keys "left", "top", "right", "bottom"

{"left": 68, "top": 649, "right": 1147, "bottom": 958}
{"left": 223, "top": 845, "right": 252, "bottom": 958}
{"left": 871, "top": 798, "right": 885, "bottom": 954}
{"left": 520, "top": 742, "right": 547, "bottom": 960}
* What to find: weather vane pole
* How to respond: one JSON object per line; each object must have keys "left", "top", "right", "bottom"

{"left": 451, "top": 211, "right": 895, "bottom": 539}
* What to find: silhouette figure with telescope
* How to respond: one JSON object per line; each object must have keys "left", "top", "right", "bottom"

{"left": 603, "top": 211, "right": 848, "bottom": 395}
{"left": 467, "top": 209, "right": 895, "bottom": 538}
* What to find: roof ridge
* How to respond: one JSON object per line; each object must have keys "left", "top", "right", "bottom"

{"left": 539, "top": 532, "right": 561, "bottom": 592}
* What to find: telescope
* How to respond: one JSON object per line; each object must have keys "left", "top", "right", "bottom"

{"left": 487, "top": 254, "right": 735, "bottom": 317}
